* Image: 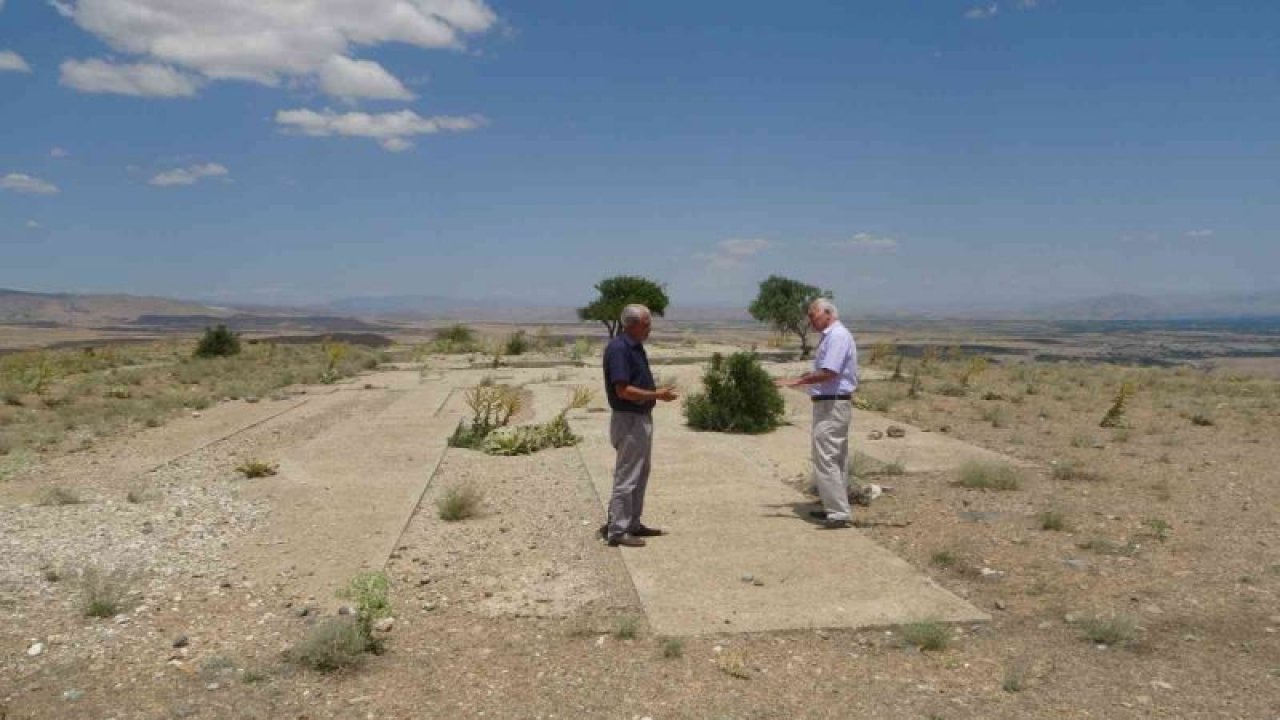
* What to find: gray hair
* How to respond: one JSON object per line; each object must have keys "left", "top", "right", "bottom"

{"left": 620, "top": 304, "right": 651, "bottom": 327}
{"left": 810, "top": 298, "right": 838, "bottom": 319}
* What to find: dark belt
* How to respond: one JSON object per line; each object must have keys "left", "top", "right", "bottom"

{"left": 811, "top": 394, "right": 852, "bottom": 402}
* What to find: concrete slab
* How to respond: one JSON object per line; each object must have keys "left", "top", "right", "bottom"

{"left": 239, "top": 371, "right": 465, "bottom": 606}
{"left": 575, "top": 401, "right": 989, "bottom": 636}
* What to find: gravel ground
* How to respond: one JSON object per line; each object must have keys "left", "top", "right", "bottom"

{"left": 2, "top": 357, "right": 1278, "bottom": 719}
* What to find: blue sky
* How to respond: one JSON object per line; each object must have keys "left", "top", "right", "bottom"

{"left": 2, "top": 1, "right": 1278, "bottom": 311}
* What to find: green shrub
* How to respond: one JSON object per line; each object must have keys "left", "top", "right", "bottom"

{"left": 39, "top": 486, "right": 82, "bottom": 506}
{"left": 1038, "top": 510, "right": 1068, "bottom": 531}
{"left": 1080, "top": 615, "right": 1135, "bottom": 646}
{"left": 338, "top": 571, "right": 392, "bottom": 653}
{"left": 503, "top": 330, "right": 530, "bottom": 356}
{"left": 684, "top": 353, "right": 785, "bottom": 434}
{"left": 954, "top": 462, "right": 1021, "bottom": 491}
{"left": 437, "top": 483, "right": 483, "bottom": 521}
{"left": 661, "top": 637, "right": 684, "bottom": 659}
{"left": 236, "top": 460, "right": 278, "bottom": 478}
{"left": 1051, "top": 461, "right": 1106, "bottom": 482}
{"left": 290, "top": 618, "right": 368, "bottom": 671}
{"left": 194, "top": 325, "right": 241, "bottom": 358}
{"left": 81, "top": 566, "right": 132, "bottom": 617}
{"left": 901, "top": 620, "right": 950, "bottom": 651}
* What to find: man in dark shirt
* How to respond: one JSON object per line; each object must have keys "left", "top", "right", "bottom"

{"left": 599, "top": 304, "right": 678, "bottom": 547}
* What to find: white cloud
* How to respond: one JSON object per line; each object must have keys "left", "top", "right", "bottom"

{"left": 695, "top": 237, "right": 770, "bottom": 269}
{"left": 275, "top": 108, "right": 486, "bottom": 151}
{"left": 54, "top": 0, "right": 497, "bottom": 100}
{"left": 149, "top": 162, "right": 229, "bottom": 187}
{"left": 1, "top": 173, "right": 60, "bottom": 195}
{"left": 833, "top": 232, "right": 899, "bottom": 254}
{"left": 26, "top": 220, "right": 42, "bottom": 229}
{"left": 1186, "top": 229, "right": 1214, "bottom": 238}
{"left": 60, "top": 58, "right": 199, "bottom": 97}
{"left": 0, "top": 50, "right": 31, "bottom": 72}
{"left": 965, "top": 3, "right": 999, "bottom": 19}
{"left": 51, "top": 147, "right": 70, "bottom": 158}
{"left": 319, "top": 56, "right": 414, "bottom": 102}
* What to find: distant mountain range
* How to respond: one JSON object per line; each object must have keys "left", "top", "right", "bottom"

{"left": 2, "top": 287, "right": 1278, "bottom": 330}
{"left": 1021, "top": 291, "right": 1280, "bottom": 322}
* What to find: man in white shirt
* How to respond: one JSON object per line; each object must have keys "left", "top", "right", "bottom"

{"left": 775, "top": 298, "right": 859, "bottom": 528}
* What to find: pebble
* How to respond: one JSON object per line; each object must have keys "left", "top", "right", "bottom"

{"left": 63, "top": 689, "right": 84, "bottom": 701}
{"left": 994, "top": 600, "right": 1007, "bottom": 611}
{"left": 172, "top": 635, "right": 189, "bottom": 648}
{"left": 27, "top": 642, "right": 44, "bottom": 657}
{"left": 374, "top": 617, "right": 395, "bottom": 633}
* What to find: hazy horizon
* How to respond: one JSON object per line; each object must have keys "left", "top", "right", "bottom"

{"left": 3, "top": 2, "right": 1278, "bottom": 309}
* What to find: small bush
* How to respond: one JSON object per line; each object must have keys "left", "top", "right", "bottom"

{"left": 1189, "top": 413, "right": 1215, "bottom": 427}
{"left": 81, "top": 566, "right": 131, "bottom": 618}
{"left": 614, "top": 616, "right": 640, "bottom": 640}
{"left": 39, "top": 486, "right": 83, "bottom": 506}
{"left": 437, "top": 483, "right": 483, "bottom": 522}
{"left": 194, "top": 325, "right": 241, "bottom": 358}
{"left": 1038, "top": 510, "right": 1069, "bottom": 531}
{"left": 1099, "top": 382, "right": 1132, "bottom": 428}
{"left": 930, "top": 550, "right": 957, "bottom": 569}
{"left": 1002, "top": 663, "right": 1029, "bottom": 693}
{"left": 901, "top": 621, "right": 950, "bottom": 651}
{"left": 290, "top": 618, "right": 367, "bottom": 672}
{"left": 661, "top": 637, "right": 684, "bottom": 659}
{"left": 236, "top": 460, "right": 278, "bottom": 478}
{"left": 954, "top": 462, "right": 1021, "bottom": 491}
{"left": 684, "top": 352, "right": 785, "bottom": 434}
{"left": 1144, "top": 517, "right": 1171, "bottom": 542}
{"left": 503, "top": 330, "right": 530, "bottom": 356}
{"left": 338, "top": 571, "right": 392, "bottom": 653}
{"left": 567, "top": 386, "right": 596, "bottom": 410}
{"left": 1080, "top": 615, "right": 1135, "bottom": 646}
{"left": 1051, "top": 462, "right": 1106, "bottom": 483}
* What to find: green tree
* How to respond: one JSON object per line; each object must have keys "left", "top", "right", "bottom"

{"left": 748, "top": 275, "right": 831, "bottom": 359}
{"left": 194, "top": 324, "right": 241, "bottom": 358}
{"left": 578, "top": 275, "right": 670, "bottom": 337}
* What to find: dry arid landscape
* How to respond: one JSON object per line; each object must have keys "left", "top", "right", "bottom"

{"left": 2, "top": 316, "right": 1279, "bottom": 719}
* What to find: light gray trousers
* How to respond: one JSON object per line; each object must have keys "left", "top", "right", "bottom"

{"left": 608, "top": 411, "right": 653, "bottom": 539}
{"left": 812, "top": 399, "right": 853, "bottom": 521}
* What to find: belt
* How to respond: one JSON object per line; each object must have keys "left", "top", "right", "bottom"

{"left": 811, "top": 394, "right": 852, "bottom": 402}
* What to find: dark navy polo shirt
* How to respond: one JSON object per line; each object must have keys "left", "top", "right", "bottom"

{"left": 603, "top": 333, "right": 656, "bottom": 413}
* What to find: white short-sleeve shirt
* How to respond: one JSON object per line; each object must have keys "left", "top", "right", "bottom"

{"left": 810, "top": 321, "right": 858, "bottom": 397}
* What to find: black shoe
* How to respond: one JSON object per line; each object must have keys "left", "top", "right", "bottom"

{"left": 597, "top": 524, "right": 608, "bottom": 542}
{"left": 808, "top": 510, "right": 829, "bottom": 520}
{"left": 607, "top": 534, "right": 646, "bottom": 547}
{"left": 629, "top": 524, "right": 666, "bottom": 537}
{"left": 821, "top": 518, "right": 853, "bottom": 529}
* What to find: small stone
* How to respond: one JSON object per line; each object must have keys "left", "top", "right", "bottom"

{"left": 1064, "top": 612, "right": 1084, "bottom": 624}
{"left": 422, "top": 602, "right": 437, "bottom": 611}
{"left": 245, "top": 396, "right": 260, "bottom": 403}
{"left": 740, "top": 574, "right": 754, "bottom": 583}
{"left": 63, "top": 689, "right": 84, "bottom": 701}
{"left": 206, "top": 682, "right": 220, "bottom": 691}
{"left": 867, "top": 430, "right": 884, "bottom": 440}
{"left": 886, "top": 425, "right": 906, "bottom": 438}
{"left": 1142, "top": 604, "right": 1163, "bottom": 615}
{"left": 172, "top": 634, "right": 189, "bottom": 648}
{"left": 752, "top": 579, "right": 765, "bottom": 587}
{"left": 373, "top": 617, "right": 394, "bottom": 633}
{"left": 979, "top": 567, "right": 1004, "bottom": 579}
{"left": 994, "top": 600, "right": 1007, "bottom": 611}
{"left": 27, "top": 642, "right": 44, "bottom": 657}
{"left": 295, "top": 606, "right": 311, "bottom": 618}
{"left": 191, "top": 411, "right": 201, "bottom": 418}
{"left": 1150, "top": 680, "right": 1174, "bottom": 691}
{"left": 337, "top": 606, "right": 353, "bottom": 615}
{"left": 1063, "top": 558, "right": 1092, "bottom": 571}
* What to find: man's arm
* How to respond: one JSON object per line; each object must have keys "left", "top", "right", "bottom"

{"left": 615, "top": 382, "right": 678, "bottom": 402}
{"left": 775, "top": 369, "right": 837, "bottom": 389}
